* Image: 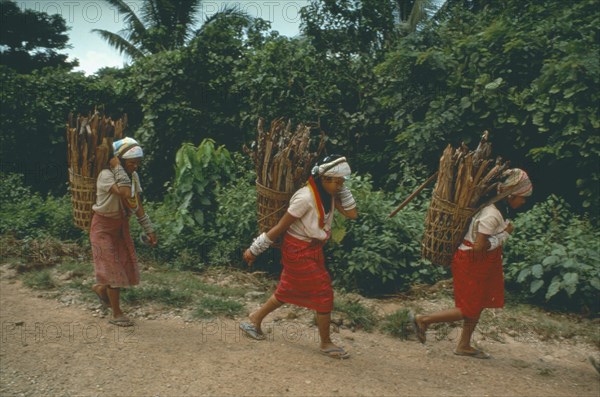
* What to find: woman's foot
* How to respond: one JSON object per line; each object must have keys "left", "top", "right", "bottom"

{"left": 320, "top": 342, "right": 349, "bottom": 359}
{"left": 239, "top": 312, "right": 265, "bottom": 340}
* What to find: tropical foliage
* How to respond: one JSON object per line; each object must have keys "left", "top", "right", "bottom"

{"left": 0, "top": 0, "right": 598, "bottom": 312}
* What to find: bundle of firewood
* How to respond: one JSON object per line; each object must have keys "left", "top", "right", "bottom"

{"left": 420, "top": 131, "right": 511, "bottom": 266}
{"left": 66, "top": 111, "right": 126, "bottom": 179}
{"left": 245, "top": 117, "right": 325, "bottom": 192}
{"left": 433, "top": 131, "right": 509, "bottom": 209}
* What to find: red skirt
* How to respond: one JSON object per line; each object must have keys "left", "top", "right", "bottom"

{"left": 89, "top": 213, "right": 139, "bottom": 288}
{"left": 274, "top": 234, "right": 334, "bottom": 312}
{"left": 451, "top": 242, "right": 504, "bottom": 319}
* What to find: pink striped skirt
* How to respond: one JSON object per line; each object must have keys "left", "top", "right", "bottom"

{"left": 89, "top": 213, "right": 139, "bottom": 288}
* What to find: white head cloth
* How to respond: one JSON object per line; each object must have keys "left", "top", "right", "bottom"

{"left": 316, "top": 157, "right": 351, "bottom": 178}
{"left": 122, "top": 145, "right": 144, "bottom": 159}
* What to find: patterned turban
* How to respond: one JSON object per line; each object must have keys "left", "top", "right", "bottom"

{"left": 498, "top": 168, "right": 532, "bottom": 197}
{"left": 113, "top": 137, "right": 143, "bottom": 159}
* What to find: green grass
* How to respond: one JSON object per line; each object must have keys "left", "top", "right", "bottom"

{"left": 121, "top": 286, "right": 193, "bottom": 306}
{"left": 193, "top": 296, "right": 244, "bottom": 319}
{"left": 334, "top": 299, "right": 378, "bottom": 332}
{"left": 22, "top": 270, "right": 56, "bottom": 290}
{"left": 143, "top": 270, "right": 249, "bottom": 297}
{"left": 380, "top": 309, "right": 413, "bottom": 339}
{"left": 55, "top": 260, "right": 91, "bottom": 275}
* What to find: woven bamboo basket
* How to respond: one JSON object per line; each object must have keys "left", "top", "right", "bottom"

{"left": 421, "top": 193, "right": 476, "bottom": 266}
{"left": 256, "top": 180, "right": 293, "bottom": 234}
{"left": 68, "top": 169, "right": 96, "bottom": 232}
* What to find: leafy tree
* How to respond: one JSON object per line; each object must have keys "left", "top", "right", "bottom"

{"left": 0, "top": 0, "right": 78, "bottom": 73}
{"left": 0, "top": 66, "right": 139, "bottom": 194}
{"left": 129, "top": 12, "right": 270, "bottom": 197}
{"left": 300, "top": 0, "right": 436, "bottom": 54}
{"left": 376, "top": 0, "right": 600, "bottom": 213}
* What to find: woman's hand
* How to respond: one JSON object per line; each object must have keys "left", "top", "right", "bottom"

{"left": 148, "top": 232, "right": 158, "bottom": 247}
{"left": 243, "top": 249, "right": 256, "bottom": 266}
{"left": 109, "top": 156, "right": 120, "bottom": 169}
{"left": 504, "top": 222, "right": 514, "bottom": 234}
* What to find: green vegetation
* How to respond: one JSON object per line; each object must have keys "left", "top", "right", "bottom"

{"left": 22, "top": 269, "right": 56, "bottom": 290}
{"left": 0, "top": 0, "right": 598, "bottom": 316}
{"left": 381, "top": 309, "right": 413, "bottom": 339}
{"left": 193, "top": 297, "right": 245, "bottom": 319}
{"left": 334, "top": 298, "right": 379, "bottom": 332}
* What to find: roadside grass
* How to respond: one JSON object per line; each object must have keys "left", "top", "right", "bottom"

{"left": 380, "top": 309, "right": 413, "bottom": 339}
{"left": 193, "top": 296, "right": 245, "bottom": 319}
{"left": 8, "top": 251, "right": 599, "bottom": 347}
{"left": 334, "top": 298, "right": 378, "bottom": 332}
{"left": 21, "top": 269, "right": 56, "bottom": 290}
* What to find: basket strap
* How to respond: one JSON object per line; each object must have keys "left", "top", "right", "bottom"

{"left": 257, "top": 204, "right": 288, "bottom": 223}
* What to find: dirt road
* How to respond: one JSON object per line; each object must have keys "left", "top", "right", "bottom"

{"left": 1, "top": 278, "right": 599, "bottom": 397}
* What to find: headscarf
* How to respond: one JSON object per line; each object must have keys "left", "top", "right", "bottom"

{"left": 113, "top": 137, "right": 143, "bottom": 159}
{"left": 312, "top": 156, "right": 351, "bottom": 179}
{"left": 498, "top": 168, "right": 532, "bottom": 197}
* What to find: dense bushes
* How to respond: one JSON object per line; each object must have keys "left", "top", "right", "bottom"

{"left": 0, "top": 173, "right": 80, "bottom": 240}
{"left": 504, "top": 196, "right": 600, "bottom": 313}
{"left": 326, "top": 175, "right": 448, "bottom": 296}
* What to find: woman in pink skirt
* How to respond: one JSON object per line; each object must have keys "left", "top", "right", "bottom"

{"left": 413, "top": 169, "right": 533, "bottom": 359}
{"left": 89, "top": 138, "right": 157, "bottom": 327}
{"left": 242, "top": 155, "right": 358, "bottom": 359}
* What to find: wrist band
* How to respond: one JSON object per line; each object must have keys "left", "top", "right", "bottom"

{"left": 337, "top": 186, "right": 356, "bottom": 210}
{"left": 249, "top": 232, "right": 273, "bottom": 256}
{"left": 137, "top": 213, "right": 154, "bottom": 235}
{"left": 488, "top": 231, "right": 509, "bottom": 251}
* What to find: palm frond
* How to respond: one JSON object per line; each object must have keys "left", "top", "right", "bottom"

{"left": 405, "top": 0, "right": 434, "bottom": 32}
{"left": 91, "top": 29, "right": 146, "bottom": 60}
{"left": 196, "top": 7, "right": 252, "bottom": 35}
{"left": 101, "top": 0, "right": 147, "bottom": 36}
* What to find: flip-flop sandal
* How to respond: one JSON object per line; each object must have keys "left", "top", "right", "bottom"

{"left": 239, "top": 322, "right": 265, "bottom": 340}
{"left": 454, "top": 349, "right": 491, "bottom": 359}
{"left": 411, "top": 314, "right": 426, "bottom": 344}
{"left": 320, "top": 347, "right": 350, "bottom": 360}
{"left": 109, "top": 316, "right": 134, "bottom": 327}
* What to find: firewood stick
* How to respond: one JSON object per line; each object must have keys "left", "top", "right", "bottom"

{"left": 389, "top": 172, "right": 438, "bottom": 218}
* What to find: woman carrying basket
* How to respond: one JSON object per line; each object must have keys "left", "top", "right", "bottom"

{"left": 413, "top": 169, "right": 532, "bottom": 359}
{"left": 90, "top": 138, "right": 157, "bottom": 327}
{"left": 241, "top": 155, "right": 358, "bottom": 359}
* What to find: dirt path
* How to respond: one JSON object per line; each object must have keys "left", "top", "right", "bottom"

{"left": 1, "top": 278, "right": 598, "bottom": 397}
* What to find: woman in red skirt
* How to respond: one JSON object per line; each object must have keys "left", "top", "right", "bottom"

{"left": 242, "top": 155, "right": 358, "bottom": 359}
{"left": 89, "top": 138, "right": 157, "bottom": 327}
{"left": 413, "top": 168, "right": 533, "bottom": 359}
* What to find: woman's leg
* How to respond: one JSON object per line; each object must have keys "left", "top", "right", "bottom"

{"left": 91, "top": 284, "right": 109, "bottom": 304}
{"left": 249, "top": 294, "right": 283, "bottom": 333}
{"left": 456, "top": 315, "right": 480, "bottom": 353}
{"left": 106, "top": 286, "right": 124, "bottom": 319}
{"left": 417, "top": 308, "right": 483, "bottom": 353}
{"left": 415, "top": 308, "right": 464, "bottom": 332}
{"left": 315, "top": 312, "right": 347, "bottom": 356}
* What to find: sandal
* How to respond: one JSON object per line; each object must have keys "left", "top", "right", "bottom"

{"left": 454, "top": 349, "right": 491, "bottom": 359}
{"left": 320, "top": 347, "right": 350, "bottom": 359}
{"left": 239, "top": 322, "right": 265, "bottom": 340}
{"left": 109, "top": 316, "right": 134, "bottom": 327}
